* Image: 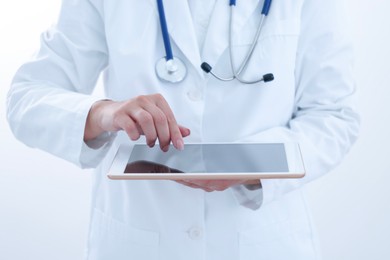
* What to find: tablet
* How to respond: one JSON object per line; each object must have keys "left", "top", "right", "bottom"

{"left": 108, "top": 142, "right": 305, "bottom": 180}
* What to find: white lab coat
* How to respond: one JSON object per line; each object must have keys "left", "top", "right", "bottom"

{"left": 7, "top": 0, "right": 359, "bottom": 259}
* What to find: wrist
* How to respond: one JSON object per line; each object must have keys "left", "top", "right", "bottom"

{"left": 84, "top": 100, "right": 113, "bottom": 141}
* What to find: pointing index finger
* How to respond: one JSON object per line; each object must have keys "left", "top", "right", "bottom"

{"left": 154, "top": 95, "right": 185, "bottom": 150}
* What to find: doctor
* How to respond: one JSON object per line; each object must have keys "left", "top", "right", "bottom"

{"left": 7, "top": 0, "right": 359, "bottom": 259}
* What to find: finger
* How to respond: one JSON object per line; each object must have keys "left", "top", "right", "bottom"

{"left": 114, "top": 114, "right": 141, "bottom": 141}
{"left": 139, "top": 100, "right": 171, "bottom": 151}
{"left": 179, "top": 125, "right": 191, "bottom": 138}
{"left": 175, "top": 180, "right": 212, "bottom": 191}
{"left": 175, "top": 180, "right": 189, "bottom": 186}
{"left": 129, "top": 108, "right": 158, "bottom": 147}
{"left": 186, "top": 180, "right": 217, "bottom": 192}
{"left": 176, "top": 180, "right": 199, "bottom": 187}
{"left": 191, "top": 180, "right": 236, "bottom": 192}
{"left": 210, "top": 180, "right": 240, "bottom": 191}
{"left": 212, "top": 185, "right": 230, "bottom": 191}
{"left": 178, "top": 181, "right": 201, "bottom": 189}
{"left": 214, "top": 179, "right": 249, "bottom": 191}
{"left": 153, "top": 94, "right": 184, "bottom": 151}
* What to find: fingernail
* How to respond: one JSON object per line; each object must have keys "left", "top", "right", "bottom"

{"left": 176, "top": 139, "right": 184, "bottom": 151}
{"left": 162, "top": 145, "right": 170, "bottom": 152}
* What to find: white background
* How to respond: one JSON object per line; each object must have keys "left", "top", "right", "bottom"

{"left": 0, "top": 0, "right": 389, "bottom": 259}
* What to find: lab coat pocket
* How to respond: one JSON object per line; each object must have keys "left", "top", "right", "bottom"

{"left": 238, "top": 218, "right": 317, "bottom": 260}
{"left": 217, "top": 18, "right": 301, "bottom": 89}
{"left": 87, "top": 209, "right": 159, "bottom": 260}
{"left": 234, "top": 18, "right": 301, "bottom": 46}
{"left": 208, "top": 18, "right": 301, "bottom": 135}
{"left": 234, "top": 18, "right": 300, "bottom": 76}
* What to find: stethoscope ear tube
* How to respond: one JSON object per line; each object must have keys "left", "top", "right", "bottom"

{"left": 201, "top": 62, "right": 274, "bottom": 84}
{"left": 201, "top": 62, "right": 212, "bottom": 73}
{"left": 263, "top": 73, "right": 274, "bottom": 82}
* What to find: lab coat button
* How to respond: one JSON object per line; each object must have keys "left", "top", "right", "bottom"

{"left": 188, "top": 226, "right": 203, "bottom": 240}
{"left": 187, "top": 90, "right": 202, "bottom": 102}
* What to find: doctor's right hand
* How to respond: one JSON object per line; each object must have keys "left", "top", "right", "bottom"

{"left": 84, "top": 94, "right": 190, "bottom": 151}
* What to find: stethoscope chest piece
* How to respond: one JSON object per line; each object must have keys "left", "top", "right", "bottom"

{"left": 155, "top": 57, "right": 187, "bottom": 83}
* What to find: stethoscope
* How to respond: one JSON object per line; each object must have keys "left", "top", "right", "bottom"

{"left": 155, "top": 0, "right": 274, "bottom": 84}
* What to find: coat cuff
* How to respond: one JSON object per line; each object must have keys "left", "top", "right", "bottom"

{"left": 231, "top": 185, "right": 263, "bottom": 210}
{"left": 80, "top": 131, "right": 117, "bottom": 169}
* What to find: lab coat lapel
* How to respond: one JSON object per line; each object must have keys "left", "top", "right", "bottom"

{"left": 149, "top": 0, "right": 203, "bottom": 78}
{"left": 202, "top": 0, "right": 260, "bottom": 68}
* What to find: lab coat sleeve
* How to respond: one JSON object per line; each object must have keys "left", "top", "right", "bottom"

{"left": 237, "top": 0, "right": 360, "bottom": 206}
{"left": 6, "top": 0, "right": 112, "bottom": 169}
{"left": 231, "top": 185, "right": 263, "bottom": 210}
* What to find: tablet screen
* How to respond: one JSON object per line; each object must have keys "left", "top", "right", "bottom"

{"left": 124, "top": 143, "right": 289, "bottom": 174}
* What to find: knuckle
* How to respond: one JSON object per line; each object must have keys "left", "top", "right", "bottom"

{"left": 112, "top": 115, "right": 123, "bottom": 128}
{"left": 137, "top": 111, "right": 153, "bottom": 125}
{"left": 121, "top": 100, "right": 133, "bottom": 110}
{"left": 112, "top": 108, "right": 123, "bottom": 119}
{"left": 153, "top": 93, "right": 164, "bottom": 100}
{"left": 155, "top": 112, "right": 167, "bottom": 125}
{"left": 136, "top": 95, "right": 149, "bottom": 105}
{"left": 122, "top": 99, "right": 132, "bottom": 106}
{"left": 166, "top": 114, "right": 177, "bottom": 124}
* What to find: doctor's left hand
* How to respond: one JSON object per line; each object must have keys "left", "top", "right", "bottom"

{"left": 176, "top": 179, "right": 261, "bottom": 192}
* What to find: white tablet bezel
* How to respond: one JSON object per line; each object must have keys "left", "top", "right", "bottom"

{"left": 107, "top": 142, "right": 305, "bottom": 180}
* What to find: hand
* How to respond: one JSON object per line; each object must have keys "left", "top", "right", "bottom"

{"left": 84, "top": 94, "right": 190, "bottom": 151}
{"left": 176, "top": 179, "right": 261, "bottom": 192}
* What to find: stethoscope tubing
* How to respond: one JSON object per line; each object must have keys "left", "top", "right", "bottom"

{"left": 228, "top": 8, "right": 267, "bottom": 84}
{"left": 207, "top": 0, "right": 273, "bottom": 84}
{"left": 230, "top": 0, "right": 272, "bottom": 14}
{"left": 261, "top": 0, "right": 272, "bottom": 15}
{"left": 156, "top": 0, "right": 173, "bottom": 61}
{"left": 155, "top": 0, "right": 187, "bottom": 83}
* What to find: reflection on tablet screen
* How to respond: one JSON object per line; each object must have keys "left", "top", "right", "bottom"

{"left": 125, "top": 160, "right": 184, "bottom": 173}
{"left": 125, "top": 144, "right": 289, "bottom": 174}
